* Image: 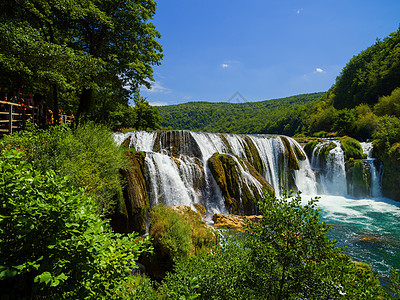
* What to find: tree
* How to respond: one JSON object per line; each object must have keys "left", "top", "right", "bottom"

{"left": 69, "top": 0, "right": 163, "bottom": 115}
{"left": 0, "top": 0, "right": 163, "bottom": 119}
{"left": 133, "top": 93, "right": 162, "bottom": 130}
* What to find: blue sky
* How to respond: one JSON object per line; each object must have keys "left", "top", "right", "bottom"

{"left": 141, "top": 0, "right": 400, "bottom": 106}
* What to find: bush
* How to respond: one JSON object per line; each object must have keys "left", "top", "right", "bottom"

{"left": 161, "top": 190, "right": 386, "bottom": 299}
{"left": 1, "top": 122, "right": 126, "bottom": 214}
{"left": 150, "top": 204, "right": 193, "bottom": 261}
{"left": 0, "top": 147, "right": 153, "bottom": 299}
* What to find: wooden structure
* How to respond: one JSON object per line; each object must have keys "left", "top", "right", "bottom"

{"left": 0, "top": 100, "right": 40, "bottom": 134}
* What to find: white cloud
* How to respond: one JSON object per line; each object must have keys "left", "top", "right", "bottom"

{"left": 149, "top": 101, "right": 169, "bottom": 106}
{"left": 315, "top": 68, "right": 325, "bottom": 73}
{"left": 141, "top": 81, "right": 171, "bottom": 94}
{"left": 296, "top": 8, "right": 303, "bottom": 14}
{"left": 222, "top": 63, "right": 230, "bottom": 68}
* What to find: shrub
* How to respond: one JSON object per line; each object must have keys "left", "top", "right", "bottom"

{"left": 161, "top": 190, "right": 386, "bottom": 299}
{"left": 0, "top": 147, "right": 153, "bottom": 299}
{"left": 1, "top": 122, "right": 126, "bottom": 214}
{"left": 150, "top": 204, "right": 193, "bottom": 261}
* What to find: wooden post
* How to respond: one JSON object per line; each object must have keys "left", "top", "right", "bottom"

{"left": 8, "top": 104, "right": 12, "bottom": 134}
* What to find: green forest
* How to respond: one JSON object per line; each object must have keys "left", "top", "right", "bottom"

{"left": 1, "top": 0, "right": 400, "bottom": 299}
{"left": 158, "top": 92, "right": 324, "bottom": 135}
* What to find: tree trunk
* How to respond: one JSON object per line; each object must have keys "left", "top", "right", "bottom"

{"left": 77, "top": 88, "right": 94, "bottom": 118}
{"left": 53, "top": 83, "right": 59, "bottom": 125}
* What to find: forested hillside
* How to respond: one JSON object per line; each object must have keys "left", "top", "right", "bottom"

{"left": 158, "top": 92, "right": 324, "bottom": 135}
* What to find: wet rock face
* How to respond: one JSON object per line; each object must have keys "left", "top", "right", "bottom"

{"left": 208, "top": 152, "right": 274, "bottom": 215}
{"left": 118, "top": 151, "right": 150, "bottom": 235}
{"left": 345, "top": 160, "right": 371, "bottom": 197}
{"left": 153, "top": 130, "right": 203, "bottom": 159}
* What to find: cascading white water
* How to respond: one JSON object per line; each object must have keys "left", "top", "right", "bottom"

{"left": 116, "top": 131, "right": 312, "bottom": 214}
{"left": 310, "top": 140, "right": 347, "bottom": 196}
{"left": 360, "top": 142, "right": 383, "bottom": 197}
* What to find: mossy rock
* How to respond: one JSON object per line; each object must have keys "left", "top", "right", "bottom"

{"left": 303, "top": 140, "right": 319, "bottom": 158}
{"left": 317, "top": 142, "right": 337, "bottom": 159}
{"left": 212, "top": 213, "right": 263, "bottom": 231}
{"left": 345, "top": 159, "right": 370, "bottom": 197}
{"left": 340, "top": 136, "right": 367, "bottom": 160}
{"left": 153, "top": 130, "right": 203, "bottom": 159}
{"left": 208, "top": 153, "right": 274, "bottom": 215}
{"left": 117, "top": 151, "right": 150, "bottom": 234}
{"left": 120, "top": 136, "right": 132, "bottom": 148}
{"left": 243, "top": 135, "right": 264, "bottom": 174}
{"left": 218, "top": 133, "right": 234, "bottom": 154}
{"left": 279, "top": 136, "right": 302, "bottom": 170}
{"left": 193, "top": 203, "right": 207, "bottom": 219}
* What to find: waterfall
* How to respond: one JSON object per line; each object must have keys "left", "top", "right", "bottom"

{"left": 116, "top": 131, "right": 314, "bottom": 215}
{"left": 310, "top": 140, "right": 347, "bottom": 196}
{"left": 116, "top": 131, "right": 385, "bottom": 214}
{"left": 360, "top": 142, "right": 383, "bottom": 197}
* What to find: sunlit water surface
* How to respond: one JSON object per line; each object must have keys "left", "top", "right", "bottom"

{"left": 303, "top": 194, "right": 400, "bottom": 277}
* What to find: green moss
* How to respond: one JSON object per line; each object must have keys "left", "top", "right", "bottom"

{"left": 318, "top": 142, "right": 337, "bottom": 159}
{"left": 280, "top": 136, "right": 300, "bottom": 170}
{"left": 303, "top": 140, "right": 319, "bottom": 158}
{"left": 243, "top": 136, "right": 264, "bottom": 174}
{"left": 218, "top": 133, "right": 233, "bottom": 154}
{"left": 340, "top": 136, "right": 367, "bottom": 160}
{"left": 353, "top": 161, "right": 368, "bottom": 189}
{"left": 118, "top": 151, "right": 150, "bottom": 234}
{"left": 345, "top": 159, "right": 370, "bottom": 197}
{"left": 120, "top": 136, "right": 132, "bottom": 148}
{"left": 208, "top": 153, "right": 273, "bottom": 215}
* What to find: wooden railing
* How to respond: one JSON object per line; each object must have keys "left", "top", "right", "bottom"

{"left": 0, "top": 100, "right": 40, "bottom": 134}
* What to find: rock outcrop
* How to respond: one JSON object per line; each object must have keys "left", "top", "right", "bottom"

{"left": 208, "top": 153, "right": 274, "bottom": 215}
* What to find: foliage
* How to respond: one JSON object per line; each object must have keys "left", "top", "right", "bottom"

{"left": 1, "top": 122, "right": 126, "bottom": 214}
{"left": 160, "top": 235, "right": 259, "bottom": 300}
{"left": 0, "top": 147, "right": 153, "bottom": 299}
{"left": 161, "top": 190, "right": 386, "bottom": 299}
{"left": 391, "top": 269, "right": 400, "bottom": 299}
{"left": 331, "top": 26, "right": 400, "bottom": 109}
{"left": 0, "top": 0, "right": 163, "bottom": 120}
{"left": 308, "top": 105, "right": 338, "bottom": 134}
{"left": 332, "top": 109, "right": 356, "bottom": 136}
{"left": 339, "top": 136, "right": 366, "bottom": 160}
{"left": 150, "top": 204, "right": 193, "bottom": 261}
{"left": 157, "top": 93, "right": 324, "bottom": 134}
{"left": 372, "top": 116, "right": 400, "bottom": 157}
{"left": 374, "top": 87, "right": 400, "bottom": 118}
{"left": 133, "top": 93, "right": 163, "bottom": 130}
{"left": 149, "top": 204, "right": 217, "bottom": 269}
